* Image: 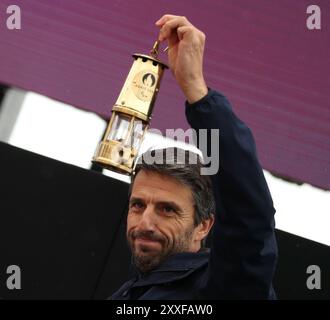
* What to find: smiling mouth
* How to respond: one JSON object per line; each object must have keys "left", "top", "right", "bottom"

{"left": 135, "top": 237, "right": 160, "bottom": 245}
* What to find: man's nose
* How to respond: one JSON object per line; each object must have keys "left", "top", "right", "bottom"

{"left": 136, "top": 205, "right": 157, "bottom": 231}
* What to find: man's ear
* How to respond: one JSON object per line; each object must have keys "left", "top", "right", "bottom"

{"left": 195, "top": 214, "right": 215, "bottom": 242}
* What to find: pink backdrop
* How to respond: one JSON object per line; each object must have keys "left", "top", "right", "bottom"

{"left": 0, "top": 0, "right": 329, "bottom": 189}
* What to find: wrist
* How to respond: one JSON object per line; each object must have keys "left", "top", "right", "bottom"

{"left": 181, "top": 79, "right": 208, "bottom": 104}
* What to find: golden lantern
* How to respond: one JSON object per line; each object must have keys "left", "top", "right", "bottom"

{"left": 92, "top": 41, "right": 168, "bottom": 174}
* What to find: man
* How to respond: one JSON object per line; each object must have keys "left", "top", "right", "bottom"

{"left": 110, "top": 14, "right": 278, "bottom": 300}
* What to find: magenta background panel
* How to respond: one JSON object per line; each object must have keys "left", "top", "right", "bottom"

{"left": 0, "top": 0, "right": 329, "bottom": 189}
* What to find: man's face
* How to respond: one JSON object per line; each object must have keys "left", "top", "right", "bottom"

{"left": 126, "top": 169, "right": 198, "bottom": 273}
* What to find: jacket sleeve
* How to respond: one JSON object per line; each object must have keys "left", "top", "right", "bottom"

{"left": 185, "top": 89, "right": 278, "bottom": 299}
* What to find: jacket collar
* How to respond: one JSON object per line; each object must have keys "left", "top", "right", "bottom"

{"left": 131, "top": 248, "right": 210, "bottom": 288}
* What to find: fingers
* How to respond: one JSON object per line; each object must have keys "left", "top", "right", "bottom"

{"left": 155, "top": 14, "right": 182, "bottom": 27}
{"left": 177, "top": 26, "right": 195, "bottom": 41}
{"left": 156, "top": 15, "right": 192, "bottom": 41}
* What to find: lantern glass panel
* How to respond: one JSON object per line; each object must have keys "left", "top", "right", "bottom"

{"left": 107, "top": 114, "right": 130, "bottom": 142}
{"left": 131, "top": 120, "right": 146, "bottom": 150}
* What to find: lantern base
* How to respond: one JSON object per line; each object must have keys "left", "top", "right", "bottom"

{"left": 92, "top": 157, "right": 132, "bottom": 175}
{"left": 92, "top": 140, "right": 136, "bottom": 175}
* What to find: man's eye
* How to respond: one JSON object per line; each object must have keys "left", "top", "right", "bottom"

{"left": 161, "top": 206, "right": 176, "bottom": 215}
{"left": 130, "top": 201, "right": 144, "bottom": 210}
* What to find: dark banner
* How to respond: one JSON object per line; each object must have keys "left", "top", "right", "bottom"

{"left": 0, "top": 142, "right": 329, "bottom": 300}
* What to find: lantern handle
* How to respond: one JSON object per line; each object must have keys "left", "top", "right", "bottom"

{"left": 150, "top": 40, "right": 160, "bottom": 58}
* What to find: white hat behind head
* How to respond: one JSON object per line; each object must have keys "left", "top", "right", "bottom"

{"left": 139, "top": 129, "right": 203, "bottom": 161}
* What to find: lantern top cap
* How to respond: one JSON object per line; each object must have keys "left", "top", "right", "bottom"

{"left": 132, "top": 53, "right": 168, "bottom": 69}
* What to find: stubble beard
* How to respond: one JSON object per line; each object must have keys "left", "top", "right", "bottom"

{"left": 128, "top": 227, "right": 195, "bottom": 274}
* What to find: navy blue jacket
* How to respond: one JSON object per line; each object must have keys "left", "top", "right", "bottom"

{"left": 110, "top": 89, "right": 278, "bottom": 300}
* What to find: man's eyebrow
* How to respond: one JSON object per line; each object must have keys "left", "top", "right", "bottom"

{"left": 129, "top": 198, "right": 183, "bottom": 213}
{"left": 129, "top": 197, "right": 144, "bottom": 204}
{"left": 157, "top": 201, "right": 183, "bottom": 213}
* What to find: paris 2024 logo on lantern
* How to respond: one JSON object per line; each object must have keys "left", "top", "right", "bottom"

{"left": 132, "top": 71, "right": 158, "bottom": 102}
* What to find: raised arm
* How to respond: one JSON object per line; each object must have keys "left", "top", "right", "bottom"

{"left": 186, "top": 90, "right": 278, "bottom": 299}
{"left": 157, "top": 14, "right": 278, "bottom": 299}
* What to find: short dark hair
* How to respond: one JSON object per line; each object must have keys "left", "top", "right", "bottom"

{"left": 129, "top": 147, "right": 215, "bottom": 229}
